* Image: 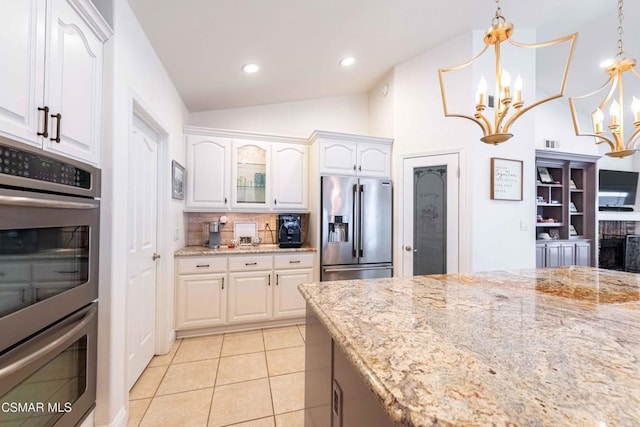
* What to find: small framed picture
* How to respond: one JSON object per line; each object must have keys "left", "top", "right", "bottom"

{"left": 172, "top": 160, "right": 185, "bottom": 200}
{"left": 569, "top": 225, "right": 578, "bottom": 236}
{"left": 490, "top": 158, "right": 523, "bottom": 201}
{"left": 537, "top": 167, "right": 554, "bottom": 184}
{"left": 549, "top": 229, "right": 560, "bottom": 240}
{"left": 569, "top": 201, "right": 578, "bottom": 212}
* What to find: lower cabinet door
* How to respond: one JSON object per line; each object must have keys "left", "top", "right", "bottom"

{"left": 274, "top": 268, "right": 312, "bottom": 319}
{"left": 228, "top": 271, "right": 273, "bottom": 324}
{"left": 575, "top": 242, "right": 591, "bottom": 266}
{"left": 176, "top": 273, "right": 226, "bottom": 330}
{"left": 546, "top": 244, "right": 561, "bottom": 268}
{"left": 535, "top": 245, "right": 546, "bottom": 268}
{"left": 559, "top": 243, "right": 576, "bottom": 266}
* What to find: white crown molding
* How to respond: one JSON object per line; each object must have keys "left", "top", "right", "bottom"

{"left": 183, "top": 126, "right": 308, "bottom": 145}
{"left": 68, "top": 0, "right": 113, "bottom": 42}
{"left": 308, "top": 130, "right": 393, "bottom": 145}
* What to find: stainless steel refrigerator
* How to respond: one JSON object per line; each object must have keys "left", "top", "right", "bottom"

{"left": 321, "top": 176, "right": 393, "bottom": 281}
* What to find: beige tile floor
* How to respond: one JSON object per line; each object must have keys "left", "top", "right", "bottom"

{"left": 128, "top": 324, "right": 307, "bottom": 427}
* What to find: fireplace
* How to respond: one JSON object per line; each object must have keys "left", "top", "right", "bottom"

{"left": 599, "top": 237, "right": 626, "bottom": 271}
{"left": 625, "top": 234, "right": 640, "bottom": 272}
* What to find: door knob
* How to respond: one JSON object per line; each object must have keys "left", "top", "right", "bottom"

{"left": 404, "top": 245, "right": 412, "bottom": 252}
{"left": 152, "top": 253, "right": 161, "bottom": 261}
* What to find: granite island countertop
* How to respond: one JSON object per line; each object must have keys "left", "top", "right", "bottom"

{"left": 298, "top": 266, "right": 640, "bottom": 426}
{"left": 175, "top": 243, "right": 316, "bottom": 256}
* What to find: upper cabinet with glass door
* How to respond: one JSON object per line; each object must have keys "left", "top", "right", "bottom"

{"left": 231, "top": 140, "right": 271, "bottom": 209}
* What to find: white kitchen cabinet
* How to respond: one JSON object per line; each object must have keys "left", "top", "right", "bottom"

{"left": 0, "top": 0, "right": 46, "bottom": 147}
{"left": 185, "top": 135, "right": 231, "bottom": 210}
{"left": 227, "top": 271, "right": 273, "bottom": 324}
{"left": 313, "top": 132, "right": 392, "bottom": 178}
{"left": 356, "top": 142, "right": 391, "bottom": 178}
{"left": 231, "top": 139, "right": 272, "bottom": 209}
{"left": 0, "top": 0, "right": 111, "bottom": 165}
{"left": 274, "top": 268, "right": 312, "bottom": 319}
{"left": 318, "top": 140, "right": 358, "bottom": 176}
{"left": 272, "top": 144, "right": 308, "bottom": 210}
{"left": 175, "top": 273, "right": 226, "bottom": 330}
{"left": 273, "top": 253, "right": 314, "bottom": 319}
{"left": 183, "top": 127, "right": 310, "bottom": 212}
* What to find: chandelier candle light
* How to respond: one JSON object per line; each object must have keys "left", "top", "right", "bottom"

{"left": 568, "top": 0, "right": 640, "bottom": 158}
{"left": 438, "top": 0, "right": 577, "bottom": 145}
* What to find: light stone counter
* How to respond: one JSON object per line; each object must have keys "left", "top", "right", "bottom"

{"left": 174, "top": 243, "right": 316, "bottom": 256}
{"left": 299, "top": 266, "right": 640, "bottom": 426}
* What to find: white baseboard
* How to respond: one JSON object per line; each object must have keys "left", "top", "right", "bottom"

{"left": 94, "top": 406, "right": 126, "bottom": 427}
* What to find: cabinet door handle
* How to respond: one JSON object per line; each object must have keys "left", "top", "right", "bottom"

{"left": 358, "top": 165, "right": 362, "bottom": 171}
{"left": 289, "top": 260, "right": 300, "bottom": 264}
{"left": 276, "top": 274, "right": 279, "bottom": 285}
{"left": 50, "top": 113, "right": 62, "bottom": 143}
{"left": 224, "top": 197, "right": 227, "bottom": 204}
{"left": 196, "top": 264, "right": 210, "bottom": 268}
{"left": 245, "top": 262, "right": 257, "bottom": 266}
{"left": 37, "top": 106, "right": 49, "bottom": 138}
{"left": 221, "top": 277, "right": 224, "bottom": 290}
{"left": 352, "top": 164, "right": 356, "bottom": 171}
{"left": 268, "top": 275, "right": 271, "bottom": 286}
{"left": 274, "top": 199, "right": 277, "bottom": 205}
{"left": 55, "top": 270, "right": 79, "bottom": 274}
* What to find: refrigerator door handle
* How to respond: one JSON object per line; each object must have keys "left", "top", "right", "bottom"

{"left": 352, "top": 184, "right": 358, "bottom": 258}
{"left": 359, "top": 184, "right": 364, "bottom": 258}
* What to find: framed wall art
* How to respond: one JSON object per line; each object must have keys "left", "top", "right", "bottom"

{"left": 172, "top": 160, "right": 185, "bottom": 200}
{"left": 490, "top": 158, "right": 523, "bottom": 201}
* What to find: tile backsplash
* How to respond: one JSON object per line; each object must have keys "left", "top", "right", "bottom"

{"left": 187, "top": 212, "right": 310, "bottom": 247}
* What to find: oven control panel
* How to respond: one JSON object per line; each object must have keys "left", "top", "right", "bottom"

{"left": 0, "top": 143, "right": 91, "bottom": 189}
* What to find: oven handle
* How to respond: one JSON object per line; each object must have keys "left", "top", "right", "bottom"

{"left": 0, "top": 195, "right": 99, "bottom": 210}
{"left": 0, "top": 305, "right": 97, "bottom": 380}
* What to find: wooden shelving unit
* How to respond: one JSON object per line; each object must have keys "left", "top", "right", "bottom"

{"left": 535, "top": 151, "right": 598, "bottom": 267}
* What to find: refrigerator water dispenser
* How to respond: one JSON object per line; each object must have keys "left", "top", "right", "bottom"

{"left": 328, "top": 216, "right": 349, "bottom": 243}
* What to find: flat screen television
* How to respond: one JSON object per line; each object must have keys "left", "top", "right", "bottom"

{"left": 598, "top": 169, "right": 639, "bottom": 207}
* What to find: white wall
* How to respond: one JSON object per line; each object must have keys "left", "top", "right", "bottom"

{"left": 189, "top": 94, "right": 369, "bottom": 137}
{"left": 368, "top": 70, "right": 395, "bottom": 138}
{"left": 97, "top": 0, "right": 188, "bottom": 425}
{"left": 391, "top": 29, "right": 539, "bottom": 273}
{"left": 534, "top": 96, "right": 600, "bottom": 155}
{"left": 469, "top": 29, "right": 537, "bottom": 272}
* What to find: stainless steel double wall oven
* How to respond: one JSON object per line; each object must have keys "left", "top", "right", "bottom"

{"left": 0, "top": 136, "right": 100, "bottom": 427}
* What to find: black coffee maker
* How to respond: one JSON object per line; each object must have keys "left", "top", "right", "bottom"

{"left": 278, "top": 214, "right": 302, "bottom": 248}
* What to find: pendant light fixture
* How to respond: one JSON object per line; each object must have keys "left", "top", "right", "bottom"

{"left": 438, "top": 0, "right": 577, "bottom": 145}
{"left": 568, "top": 0, "right": 640, "bottom": 158}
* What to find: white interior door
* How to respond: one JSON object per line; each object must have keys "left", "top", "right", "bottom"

{"left": 127, "top": 115, "right": 159, "bottom": 389}
{"left": 402, "top": 154, "right": 459, "bottom": 276}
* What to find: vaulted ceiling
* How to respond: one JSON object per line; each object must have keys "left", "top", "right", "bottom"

{"left": 127, "top": 0, "right": 638, "bottom": 113}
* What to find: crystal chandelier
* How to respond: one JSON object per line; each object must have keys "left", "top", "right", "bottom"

{"left": 568, "top": 0, "right": 640, "bottom": 158}
{"left": 438, "top": 0, "right": 577, "bottom": 145}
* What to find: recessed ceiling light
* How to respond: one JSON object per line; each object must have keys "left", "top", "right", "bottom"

{"left": 599, "top": 59, "right": 614, "bottom": 68}
{"left": 339, "top": 56, "right": 356, "bottom": 67}
{"left": 242, "top": 63, "right": 260, "bottom": 74}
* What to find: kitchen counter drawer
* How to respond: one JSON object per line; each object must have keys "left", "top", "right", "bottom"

{"left": 274, "top": 253, "right": 314, "bottom": 269}
{"left": 178, "top": 257, "right": 227, "bottom": 274}
{"left": 228, "top": 255, "right": 273, "bottom": 272}
{"left": 0, "top": 263, "right": 31, "bottom": 282}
